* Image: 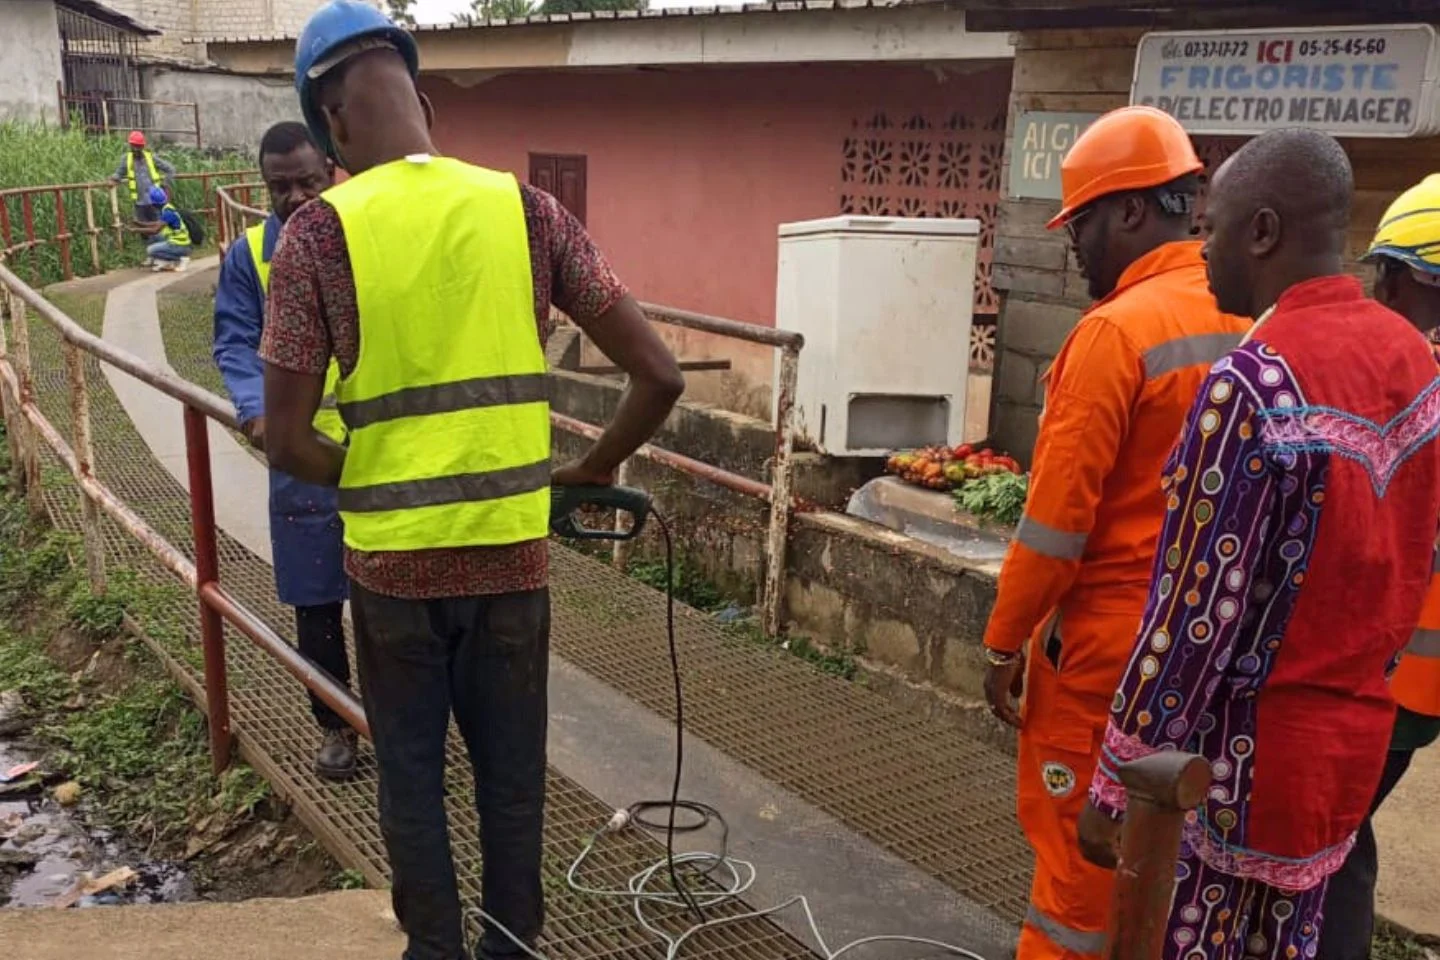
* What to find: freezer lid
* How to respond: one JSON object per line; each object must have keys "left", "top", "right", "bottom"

{"left": 778, "top": 215, "right": 981, "bottom": 239}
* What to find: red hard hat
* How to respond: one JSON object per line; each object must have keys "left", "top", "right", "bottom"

{"left": 127, "top": 131, "right": 146, "bottom": 147}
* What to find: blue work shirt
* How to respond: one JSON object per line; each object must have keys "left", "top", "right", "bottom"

{"left": 213, "top": 214, "right": 347, "bottom": 608}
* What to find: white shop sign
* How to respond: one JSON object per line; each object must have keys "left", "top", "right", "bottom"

{"left": 1131, "top": 24, "right": 1440, "bottom": 137}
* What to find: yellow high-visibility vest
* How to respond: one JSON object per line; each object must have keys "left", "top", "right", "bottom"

{"left": 324, "top": 156, "right": 549, "bottom": 552}
{"left": 159, "top": 202, "right": 191, "bottom": 247}
{"left": 124, "top": 150, "right": 162, "bottom": 203}
{"left": 246, "top": 222, "right": 346, "bottom": 445}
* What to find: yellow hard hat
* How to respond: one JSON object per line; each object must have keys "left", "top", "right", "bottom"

{"left": 1367, "top": 174, "right": 1440, "bottom": 279}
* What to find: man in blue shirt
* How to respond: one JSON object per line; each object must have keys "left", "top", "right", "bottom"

{"left": 213, "top": 122, "right": 355, "bottom": 780}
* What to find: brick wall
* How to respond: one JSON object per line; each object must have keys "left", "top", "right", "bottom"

{"left": 989, "top": 23, "right": 1440, "bottom": 464}
{"left": 104, "top": 0, "right": 378, "bottom": 55}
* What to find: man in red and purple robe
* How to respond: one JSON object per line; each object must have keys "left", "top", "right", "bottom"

{"left": 1077, "top": 129, "right": 1440, "bottom": 959}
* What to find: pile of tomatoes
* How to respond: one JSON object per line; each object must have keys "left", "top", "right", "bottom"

{"left": 884, "top": 443, "right": 1023, "bottom": 492}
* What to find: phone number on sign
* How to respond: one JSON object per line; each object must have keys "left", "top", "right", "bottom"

{"left": 1162, "top": 36, "right": 1390, "bottom": 60}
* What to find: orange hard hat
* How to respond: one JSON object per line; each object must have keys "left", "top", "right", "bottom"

{"left": 1047, "top": 105, "right": 1202, "bottom": 230}
{"left": 128, "top": 130, "right": 146, "bottom": 147}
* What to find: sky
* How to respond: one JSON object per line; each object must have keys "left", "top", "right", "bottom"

{"left": 410, "top": 0, "right": 740, "bottom": 22}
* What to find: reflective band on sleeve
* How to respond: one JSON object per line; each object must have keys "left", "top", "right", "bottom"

{"left": 338, "top": 459, "right": 550, "bottom": 513}
{"left": 1407, "top": 628, "right": 1440, "bottom": 658}
{"left": 339, "top": 373, "right": 549, "bottom": 430}
{"left": 1142, "top": 332, "right": 1243, "bottom": 379}
{"left": 1025, "top": 904, "right": 1107, "bottom": 955}
{"left": 1016, "top": 514, "right": 1088, "bottom": 560}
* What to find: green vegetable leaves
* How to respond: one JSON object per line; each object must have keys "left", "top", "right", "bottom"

{"left": 952, "top": 472, "right": 1028, "bottom": 526}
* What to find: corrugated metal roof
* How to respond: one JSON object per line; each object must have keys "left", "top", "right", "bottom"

{"left": 58, "top": 0, "right": 160, "bottom": 35}
{"left": 194, "top": 0, "right": 935, "bottom": 45}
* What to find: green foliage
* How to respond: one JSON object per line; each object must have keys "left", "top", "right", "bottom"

{"left": 0, "top": 122, "right": 248, "bottom": 286}
{"left": 332, "top": 868, "right": 368, "bottom": 890}
{"left": 626, "top": 558, "right": 724, "bottom": 613}
{"left": 953, "top": 472, "right": 1029, "bottom": 526}
{"left": 384, "top": 0, "right": 417, "bottom": 24}
{"left": 461, "top": 0, "right": 537, "bottom": 19}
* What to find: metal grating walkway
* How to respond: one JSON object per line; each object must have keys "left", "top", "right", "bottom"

{"left": 27, "top": 289, "right": 1031, "bottom": 957}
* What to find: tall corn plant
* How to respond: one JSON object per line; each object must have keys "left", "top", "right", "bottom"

{"left": 0, "top": 122, "right": 250, "bottom": 287}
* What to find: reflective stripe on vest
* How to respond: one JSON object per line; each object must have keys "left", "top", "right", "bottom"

{"left": 161, "top": 203, "right": 191, "bottom": 247}
{"left": 325, "top": 156, "right": 549, "bottom": 552}
{"left": 1142, "top": 332, "right": 1244, "bottom": 379}
{"left": 246, "top": 223, "right": 346, "bottom": 445}
{"left": 1024, "top": 903, "right": 1106, "bottom": 955}
{"left": 125, "top": 150, "right": 162, "bottom": 203}
{"left": 1394, "top": 567, "right": 1440, "bottom": 716}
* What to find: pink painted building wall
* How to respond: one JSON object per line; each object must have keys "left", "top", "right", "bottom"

{"left": 422, "top": 61, "right": 1011, "bottom": 413}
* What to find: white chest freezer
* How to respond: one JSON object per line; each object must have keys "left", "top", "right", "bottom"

{"left": 774, "top": 215, "right": 980, "bottom": 457}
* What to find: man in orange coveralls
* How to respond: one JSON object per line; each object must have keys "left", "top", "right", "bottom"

{"left": 980, "top": 105, "right": 1250, "bottom": 959}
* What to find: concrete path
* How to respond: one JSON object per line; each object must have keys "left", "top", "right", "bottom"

{"left": 0, "top": 890, "right": 404, "bottom": 960}
{"left": 93, "top": 271, "right": 1018, "bottom": 959}
{"left": 99, "top": 258, "right": 273, "bottom": 564}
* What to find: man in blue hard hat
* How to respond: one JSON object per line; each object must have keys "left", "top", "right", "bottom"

{"left": 212, "top": 121, "right": 356, "bottom": 782}
{"left": 259, "top": 4, "right": 684, "bottom": 959}
{"left": 130, "top": 185, "right": 192, "bottom": 271}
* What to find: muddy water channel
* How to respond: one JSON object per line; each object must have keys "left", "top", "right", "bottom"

{"left": 0, "top": 737, "right": 194, "bottom": 909}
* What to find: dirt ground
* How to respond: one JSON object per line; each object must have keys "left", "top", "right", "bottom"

{"left": 0, "top": 890, "right": 403, "bottom": 960}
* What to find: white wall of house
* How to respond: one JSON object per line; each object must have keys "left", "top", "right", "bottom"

{"left": 0, "top": 0, "right": 64, "bottom": 124}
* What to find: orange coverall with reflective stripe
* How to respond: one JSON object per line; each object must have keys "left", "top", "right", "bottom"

{"left": 1393, "top": 521, "right": 1440, "bottom": 718}
{"left": 982, "top": 241, "right": 1250, "bottom": 960}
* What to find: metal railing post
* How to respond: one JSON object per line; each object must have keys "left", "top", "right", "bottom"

{"left": 184, "top": 405, "right": 232, "bottom": 773}
{"left": 108, "top": 185, "right": 123, "bottom": 252}
{"left": 54, "top": 190, "right": 73, "bottom": 281}
{"left": 760, "top": 342, "right": 800, "bottom": 638}
{"left": 8, "top": 292, "right": 44, "bottom": 519}
{"left": 1104, "top": 752, "right": 1212, "bottom": 960}
{"left": 83, "top": 188, "right": 100, "bottom": 275}
{"left": 64, "top": 341, "right": 106, "bottom": 593}
{"left": 612, "top": 457, "right": 635, "bottom": 571}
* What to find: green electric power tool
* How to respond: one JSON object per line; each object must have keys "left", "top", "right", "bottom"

{"left": 550, "top": 484, "right": 653, "bottom": 542}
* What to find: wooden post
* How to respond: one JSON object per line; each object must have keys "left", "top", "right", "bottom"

{"left": 8, "top": 293, "right": 44, "bottom": 519}
{"left": 64, "top": 341, "right": 106, "bottom": 593}
{"left": 84, "top": 187, "right": 100, "bottom": 274}
{"left": 1105, "top": 752, "right": 1212, "bottom": 960}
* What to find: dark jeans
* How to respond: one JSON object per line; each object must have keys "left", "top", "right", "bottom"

{"left": 1315, "top": 746, "right": 1415, "bottom": 960}
{"left": 351, "top": 582, "right": 549, "bottom": 960}
{"left": 294, "top": 602, "right": 350, "bottom": 731}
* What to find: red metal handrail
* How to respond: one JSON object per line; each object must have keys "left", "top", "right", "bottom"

{"left": 0, "top": 261, "right": 367, "bottom": 774}
{"left": 0, "top": 170, "right": 257, "bottom": 285}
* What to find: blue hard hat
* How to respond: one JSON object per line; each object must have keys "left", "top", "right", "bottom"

{"left": 149, "top": 186, "right": 167, "bottom": 205}
{"left": 294, "top": 0, "right": 419, "bottom": 160}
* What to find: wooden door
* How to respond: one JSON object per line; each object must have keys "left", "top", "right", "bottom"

{"left": 529, "top": 153, "right": 588, "bottom": 225}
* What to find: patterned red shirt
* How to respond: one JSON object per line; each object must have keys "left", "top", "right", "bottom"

{"left": 260, "top": 182, "right": 628, "bottom": 600}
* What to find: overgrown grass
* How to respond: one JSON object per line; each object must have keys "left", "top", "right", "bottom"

{"left": 0, "top": 429, "right": 269, "bottom": 846}
{"left": 0, "top": 122, "right": 249, "bottom": 286}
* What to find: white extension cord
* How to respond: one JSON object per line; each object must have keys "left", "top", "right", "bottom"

{"left": 471, "top": 506, "right": 996, "bottom": 960}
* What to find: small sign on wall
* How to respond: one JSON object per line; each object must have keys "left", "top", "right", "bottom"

{"left": 1131, "top": 24, "right": 1440, "bottom": 137}
{"left": 1008, "top": 111, "right": 1101, "bottom": 201}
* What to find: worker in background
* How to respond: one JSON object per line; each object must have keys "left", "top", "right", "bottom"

{"left": 130, "top": 186, "right": 192, "bottom": 272}
{"left": 109, "top": 131, "right": 176, "bottom": 225}
{"left": 980, "top": 105, "right": 1249, "bottom": 960}
{"left": 1078, "top": 129, "right": 1440, "bottom": 960}
{"left": 212, "top": 121, "right": 355, "bottom": 782}
{"left": 1315, "top": 173, "right": 1440, "bottom": 960}
{"left": 261, "top": 4, "right": 684, "bottom": 960}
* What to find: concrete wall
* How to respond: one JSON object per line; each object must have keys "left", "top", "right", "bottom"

{"left": 143, "top": 66, "right": 300, "bottom": 151}
{"left": 548, "top": 365, "right": 1003, "bottom": 737}
{"left": 988, "top": 23, "right": 1440, "bottom": 463}
{"left": 425, "top": 62, "right": 1011, "bottom": 416}
{"left": 104, "top": 0, "right": 375, "bottom": 56}
{"left": 0, "top": 0, "right": 63, "bottom": 125}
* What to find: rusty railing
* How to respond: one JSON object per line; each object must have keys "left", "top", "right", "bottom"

{"left": 0, "top": 170, "right": 257, "bottom": 286}
{"left": 0, "top": 262, "right": 366, "bottom": 775}
{"left": 215, "top": 184, "right": 806, "bottom": 638}
{"left": 58, "top": 87, "right": 206, "bottom": 148}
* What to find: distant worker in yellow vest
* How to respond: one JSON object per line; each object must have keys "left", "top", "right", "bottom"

{"left": 262, "top": 4, "right": 685, "bottom": 959}
{"left": 109, "top": 130, "right": 176, "bottom": 224}
{"left": 1315, "top": 173, "right": 1440, "bottom": 960}
{"left": 130, "top": 186, "right": 192, "bottom": 272}
{"left": 212, "top": 121, "right": 356, "bottom": 782}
